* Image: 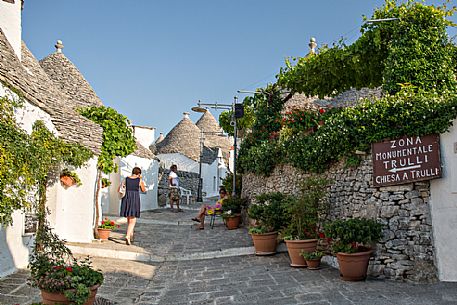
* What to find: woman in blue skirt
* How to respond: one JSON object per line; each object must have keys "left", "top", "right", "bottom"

{"left": 120, "top": 167, "right": 146, "bottom": 245}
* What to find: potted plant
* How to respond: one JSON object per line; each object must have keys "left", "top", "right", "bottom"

{"left": 97, "top": 217, "right": 118, "bottom": 240}
{"left": 324, "top": 218, "right": 382, "bottom": 281}
{"left": 248, "top": 192, "right": 290, "bottom": 255}
{"left": 60, "top": 168, "right": 82, "bottom": 187}
{"left": 221, "top": 196, "right": 247, "bottom": 230}
{"left": 282, "top": 177, "right": 329, "bottom": 267}
{"left": 29, "top": 222, "right": 104, "bottom": 305}
{"left": 301, "top": 250, "right": 324, "bottom": 270}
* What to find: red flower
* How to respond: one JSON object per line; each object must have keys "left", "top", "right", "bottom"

{"left": 319, "top": 108, "right": 325, "bottom": 114}
{"left": 53, "top": 265, "right": 62, "bottom": 270}
{"left": 101, "top": 221, "right": 105, "bottom": 224}
{"left": 318, "top": 232, "right": 325, "bottom": 239}
{"left": 117, "top": 225, "right": 120, "bottom": 228}
{"left": 65, "top": 267, "right": 73, "bottom": 272}
{"left": 110, "top": 221, "right": 115, "bottom": 226}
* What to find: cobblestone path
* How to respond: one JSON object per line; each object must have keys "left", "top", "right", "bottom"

{"left": 1, "top": 208, "right": 457, "bottom": 305}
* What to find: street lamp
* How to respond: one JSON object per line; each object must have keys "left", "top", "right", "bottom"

{"left": 191, "top": 97, "right": 240, "bottom": 197}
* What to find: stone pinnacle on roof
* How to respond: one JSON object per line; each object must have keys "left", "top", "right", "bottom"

{"left": 155, "top": 132, "right": 164, "bottom": 144}
{"left": 309, "top": 37, "right": 317, "bottom": 55}
{"left": 55, "top": 40, "right": 64, "bottom": 53}
{"left": 155, "top": 112, "right": 201, "bottom": 161}
{"left": 39, "top": 41, "right": 103, "bottom": 109}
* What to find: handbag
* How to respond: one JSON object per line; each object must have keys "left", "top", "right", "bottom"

{"left": 118, "top": 179, "right": 126, "bottom": 199}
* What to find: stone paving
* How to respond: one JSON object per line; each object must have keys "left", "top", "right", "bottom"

{"left": 1, "top": 206, "right": 457, "bottom": 305}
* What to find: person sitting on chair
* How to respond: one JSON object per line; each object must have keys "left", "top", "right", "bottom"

{"left": 191, "top": 187, "right": 228, "bottom": 230}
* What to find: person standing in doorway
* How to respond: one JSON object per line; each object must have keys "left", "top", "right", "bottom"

{"left": 120, "top": 167, "right": 146, "bottom": 245}
{"left": 168, "top": 164, "right": 182, "bottom": 212}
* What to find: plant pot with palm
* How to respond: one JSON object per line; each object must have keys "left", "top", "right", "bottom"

{"left": 29, "top": 222, "right": 104, "bottom": 305}
{"left": 97, "top": 217, "right": 118, "bottom": 240}
{"left": 221, "top": 196, "right": 247, "bottom": 230}
{"left": 248, "top": 192, "right": 290, "bottom": 255}
{"left": 301, "top": 250, "right": 324, "bottom": 270}
{"left": 282, "top": 177, "right": 329, "bottom": 267}
{"left": 324, "top": 218, "right": 382, "bottom": 281}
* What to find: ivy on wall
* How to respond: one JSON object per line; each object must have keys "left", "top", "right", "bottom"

{"left": 0, "top": 95, "right": 92, "bottom": 226}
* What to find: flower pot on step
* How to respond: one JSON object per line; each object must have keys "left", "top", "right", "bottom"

{"left": 225, "top": 214, "right": 241, "bottom": 230}
{"left": 336, "top": 250, "right": 373, "bottom": 281}
{"left": 285, "top": 239, "right": 318, "bottom": 267}
{"left": 305, "top": 258, "right": 321, "bottom": 270}
{"left": 250, "top": 232, "right": 278, "bottom": 255}
{"left": 97, "top": 228, "right": 111, "bottom": 240}
{"left": 41, "top": 284, "right": 99, "bottom": 305}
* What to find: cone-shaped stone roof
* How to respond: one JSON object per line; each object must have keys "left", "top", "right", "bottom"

{"left": 39, "top": 43, "right": 103, "bottom": 109}
{"left": 0, "top": 29, "right": 102, "bottom": 154}
{"left": 156, "top": 113, "right": 201, "bottom": 161}
{"left": 196, "top": 110, "right": 231, "bottom": 152}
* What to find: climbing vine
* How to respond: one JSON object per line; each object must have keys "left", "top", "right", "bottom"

{"left": 0, "top": 94, "right": 92, "bottom": 226}
{"left": 239, "top": 1, "right": 457, "bottom": 176}
{"left": 277, "top": 1, "right": 457, "bottom": 96}
{"left": 79, "top": 106, "right": 136, "bottom": 174}
{"left": 79, "top": 106, "right": 136, "bottom": 237}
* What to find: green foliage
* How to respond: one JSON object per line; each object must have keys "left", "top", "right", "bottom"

{"left": 278, "top": 1, "right": 457, "bottom": 96}
{"left": 221, "top": 196, "right": 248, "bottom": 218}
{"left": 301, "top": 250, "right": 324, "bottom": 260}
{"left": 241, "top": 90, "right": 457, "bottom": 176}
{"left": 101, "top": 177, "right": 111, "bottom": 188}
{"left": 0, "top": 96, "right": 92, "bottom": 225}
{"left": 219, "top": 96, "right": 256, "bottom": 137}
{"left": 221, "top": 172, "right": 242, "bottom": 196}
{"left": 79, "top": 106, "right": 136, "bottom": 174}
{"left": 248, "top": 192, "right": 291, "bottom": 233}
{"left": 282, "top": 177, "right": 329, "bottom": 240}
{"left": 324, "top": 218, "right": 383, "bottom": 253}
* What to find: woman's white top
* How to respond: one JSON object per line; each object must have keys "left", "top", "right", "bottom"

{"left": 168, "top": 171, "right": 179, "bottom": 187}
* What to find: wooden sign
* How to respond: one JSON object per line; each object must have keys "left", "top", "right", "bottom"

{"left": 372, "top": 134, "right": 441, "bottom": 187}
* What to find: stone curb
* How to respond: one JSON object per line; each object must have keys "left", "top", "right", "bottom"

{"left": 68, "top": 243, "right": 289, "bottom": 263}
{"left": 112, "top": 217, "right": 194, "bottom": 226}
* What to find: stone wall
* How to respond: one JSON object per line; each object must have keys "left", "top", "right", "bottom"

{"left": 158, "top": 168, "right": 199, "bottom": 206}
{"left": 242, "top": 154, "right": 437, "bottom": 282}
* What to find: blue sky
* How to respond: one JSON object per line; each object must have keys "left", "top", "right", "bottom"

{"left": 22, "top": 1, "right": 457, "bottom": 136}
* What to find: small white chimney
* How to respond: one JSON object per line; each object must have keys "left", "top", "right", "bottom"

{"left": 132, "top": 125, "right": 156, "bottom": 149}
{"left": 0, "top": 0, "right": 22, "bottom": 60}
{"left": 308, "top": 37, "right": 317, "bottom": 55}
{"left": 183, "top": 112, "right": 190, "bottom": 119}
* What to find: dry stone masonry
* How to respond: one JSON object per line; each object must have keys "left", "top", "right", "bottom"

{"left": 157, "top": 168, "right": 200, "bottom": 206}
{"left": 242, "top": 153, "right": 437, "bottom": 282}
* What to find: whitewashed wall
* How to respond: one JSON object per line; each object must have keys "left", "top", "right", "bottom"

{"left": 46, "top": 158, "right": 99, "bottom": 243}
{"left": 430, "top": 121, "right": 457, "bottom": 281}
{"left": 0, "top": 0, "right": 22, "bottom": 60}
{"left": 133, "top": 125, "right": 155, "bottom": 149}
{"left": 0, "top": 83, "right": 56, "bottom": 276}
{"left": 157, "top": 153, "right": 199, "bottom": 173}
{"left": 102, "top": 156, "right": 159, "bottom": 215}
{"left": 201, "top": 153, "right": 227, "bottom": 198}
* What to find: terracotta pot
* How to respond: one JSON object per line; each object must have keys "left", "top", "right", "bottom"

{"left": 41, "top": 284, "right": 99, "bottom": 305}
{"left": 250, "top": 232, "right": 278, "bottom": 255}
{"left": 60, "top": 175, "right": 75, "bottom": 187}
{"left": 97, "top": 228, "right": 111, "bottom": 240}
{"left": 285, "top": 239, "right": 318, "bottom": 267}
{"left": 225, "top": 214, "right": 241, "bottom": 230}
{"left": 306, "top": 258, "right": 321, "bottom": 270}
{"left": 336, "top": 250, "right": 373, "bottom": 281}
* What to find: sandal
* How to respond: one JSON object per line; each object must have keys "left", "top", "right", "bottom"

{"left": 191, "top": 218, "right": 201, "bottom": 223}
{"left": 197, "top": 226, "right": 204, "bottom": 230}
